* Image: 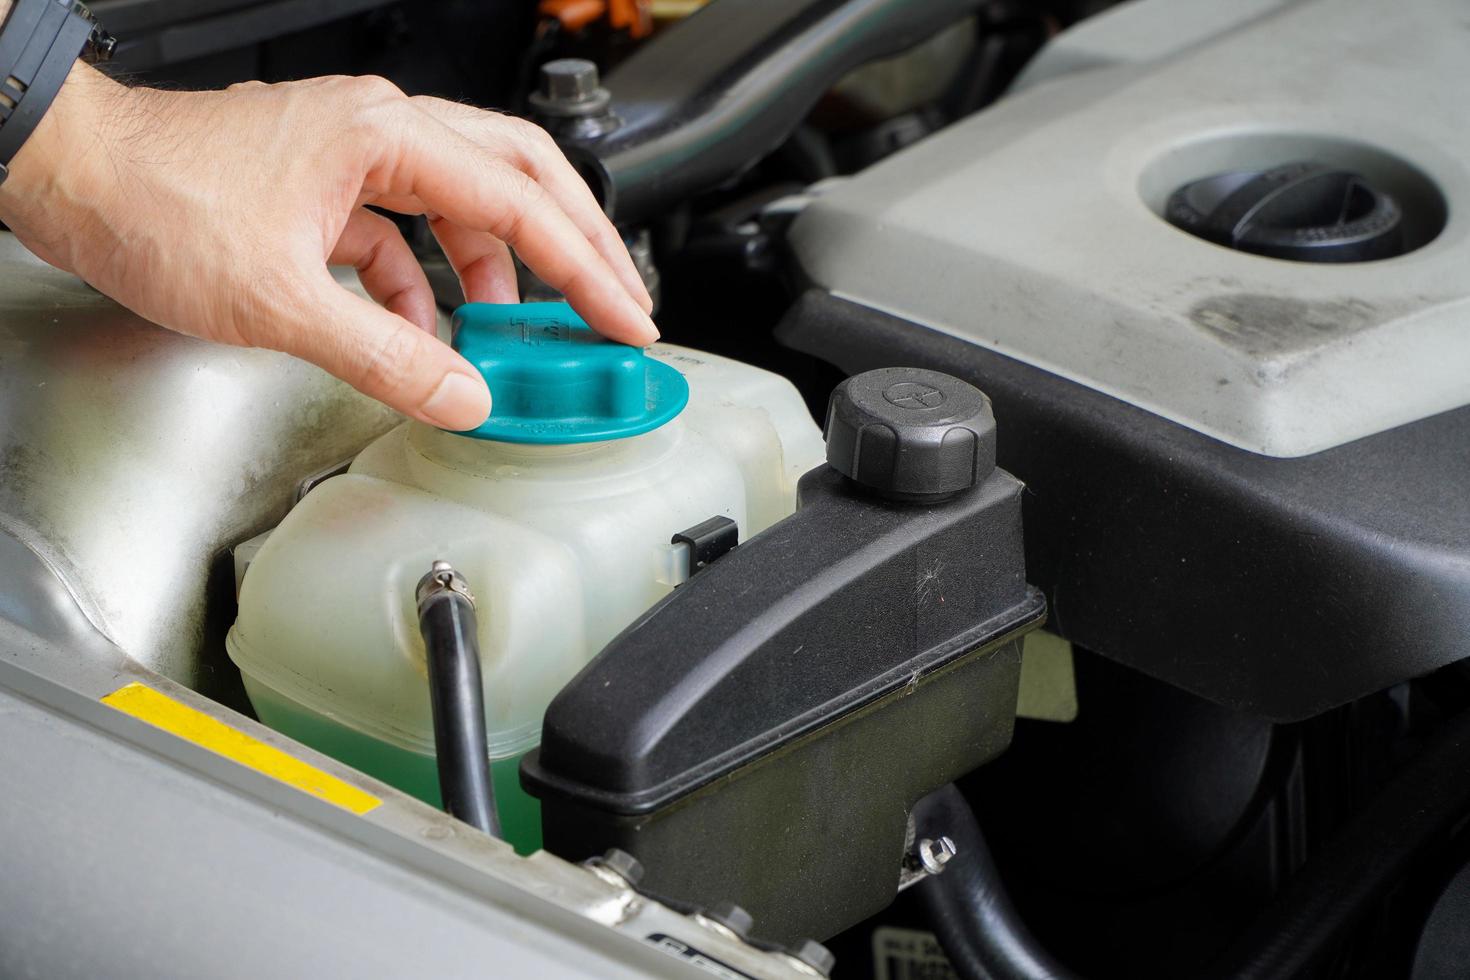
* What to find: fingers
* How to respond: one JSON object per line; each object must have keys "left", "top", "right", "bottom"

{"left": 328, "top": 208, "right": 436, "bottom": 333}
{"left": 427, "top": 215, "right": 519, "bottom": 304}
{"left": 412, "top": 97, "right": 653, "bottom": 313}
{"left": 288, "top": 275, "right": 491, "bottom": 430}
{"left": 377, "top": 118, "right": 659, "bottom": 346}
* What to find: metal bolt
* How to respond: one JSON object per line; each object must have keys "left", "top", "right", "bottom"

{"left": 704, "top": 901, "right": 754, "bottom": 940}
{"left": 598, "top": 848, "right": 645, "bottom": 887}
{"left": 787, "top": 939, "right": 836, "bottom": 977}
{"left": 539, "top": 58, "right": 601, "bottom": 103}
{"left": 583, "top": 848, "right": 645, "bottom": 888}
{"left": 917, "top": 836, "right": 957, "bottom": 876}
{"left": 528, "top": 58, "right": 619, "bottom": 138}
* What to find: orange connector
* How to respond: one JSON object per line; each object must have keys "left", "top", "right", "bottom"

{"left": 538, "top": 0, "right": 654, "bottom": 39}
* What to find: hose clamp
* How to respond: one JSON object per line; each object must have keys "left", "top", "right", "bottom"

{"left": 415, "top": 560, "right": 476, "bottom": 613}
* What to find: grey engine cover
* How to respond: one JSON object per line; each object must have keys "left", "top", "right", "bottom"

{"left": 790, "top": 0, "right": 1470, "bottom": 458}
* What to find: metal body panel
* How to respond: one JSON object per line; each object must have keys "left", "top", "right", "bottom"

{"left": 0, "top": 233, "right": 401, "bottom": 697}
{"left": 790, "top": 0, "right": 1470, "bottom": 457}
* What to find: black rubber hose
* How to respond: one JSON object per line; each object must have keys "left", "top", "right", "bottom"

{"left": 912, "top": 784, "right": 1081, "bottom": 980}
{"left": 1205, "top": 705, "right": 1470, "bottom": 980}
{"left": 416, "top": 562, "right": 500, "bottom": 837}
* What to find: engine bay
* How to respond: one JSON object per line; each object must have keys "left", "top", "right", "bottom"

{"left": 3, "top": 1, "right": 1469, "bottom": 977}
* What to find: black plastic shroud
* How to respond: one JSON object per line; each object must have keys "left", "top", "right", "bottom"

{"left": 778, "top": 289, "right": 1470, "bottom": 722}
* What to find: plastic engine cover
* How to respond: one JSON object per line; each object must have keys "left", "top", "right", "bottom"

{"left": 789, "top": 0, "right": 1470, "bottom": 459}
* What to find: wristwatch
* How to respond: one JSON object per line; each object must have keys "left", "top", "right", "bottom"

{"left": 0, "top": 0, "right": 115, "bottom": 186}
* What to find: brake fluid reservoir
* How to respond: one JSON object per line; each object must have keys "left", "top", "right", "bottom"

{"left": 226, "top": 303, "right": 825, "bottom": 853}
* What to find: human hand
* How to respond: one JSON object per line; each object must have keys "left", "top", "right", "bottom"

{"left": 0, "top": 64, "right": 656, "bottom": 430}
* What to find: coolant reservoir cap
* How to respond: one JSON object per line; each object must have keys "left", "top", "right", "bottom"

{"left": 450, "top": 302, "right": 688, "bottom": 444}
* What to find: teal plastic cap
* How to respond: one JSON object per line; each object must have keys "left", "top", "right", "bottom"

{"left": 450, "top": 302, "right": 688, "bottom": 444}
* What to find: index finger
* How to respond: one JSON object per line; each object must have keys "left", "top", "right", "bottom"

{"left": 410, "top": 98, "right": 653, "bottom": 313}
{"left": 365, "top": 107, "right": 658, "bottom": 346}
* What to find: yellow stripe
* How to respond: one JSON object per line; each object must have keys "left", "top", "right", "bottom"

{"left": 102, "top": 682, "right": 380, "bottom": 815}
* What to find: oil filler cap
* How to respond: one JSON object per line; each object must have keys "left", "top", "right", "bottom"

{"left": 451, "top": 302, "right": 688, "bottom": 444}
{"left": 824, "top": 367, "right": 996, "bottom": 500}
{"left": 1165, "top": 161, "right": 1405, "bottom": 263}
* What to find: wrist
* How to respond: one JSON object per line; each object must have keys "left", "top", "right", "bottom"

{"left": 0, "top": 0, "right": 130, "bottom": 219}
{"left": 0, "top": 59, "right": 127, "bottom": 219}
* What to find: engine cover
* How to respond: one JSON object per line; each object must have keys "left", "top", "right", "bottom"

{"left": 790, "top": 0, "right": 1470, "bottom": 458}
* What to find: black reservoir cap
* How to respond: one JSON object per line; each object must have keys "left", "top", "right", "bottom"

{"left": 824, "top": 367, "right": 996, "bottom": 500}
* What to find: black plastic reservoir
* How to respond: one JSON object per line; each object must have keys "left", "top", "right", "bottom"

{"left": 521, "top": 368, "right": 1045, "bottom": 945}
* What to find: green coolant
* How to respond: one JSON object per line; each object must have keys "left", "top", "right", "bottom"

{"left": 243, "top": 675, "right": 542, "bottom": 854}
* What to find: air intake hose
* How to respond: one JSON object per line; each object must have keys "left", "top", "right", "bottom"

{"left": 563, "top": 0, "right": 991, "bottom": 224}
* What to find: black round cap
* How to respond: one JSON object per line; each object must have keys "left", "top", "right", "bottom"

{"left": 824, "top": 367, "right": 996, "bottom": 500}
{"left": 1165, "top": 161, "right": 1405, "bottom": 263}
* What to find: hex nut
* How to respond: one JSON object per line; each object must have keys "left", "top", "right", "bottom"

{"left": 596, "top": 848, "right": 645, "bottom": 887}
{"left": 707, "top": 901, "right": 754, "bottom": 939}
{"left": 789, "top": 939, "right": 836, "bottom": 977}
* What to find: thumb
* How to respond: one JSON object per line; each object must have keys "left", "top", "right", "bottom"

{"left": 285, "top": 279, "right": 491, "bottom": 430}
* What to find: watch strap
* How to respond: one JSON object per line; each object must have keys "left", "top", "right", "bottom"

{"left": 0, "top": 0, "right": 108, "bottom": 183}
